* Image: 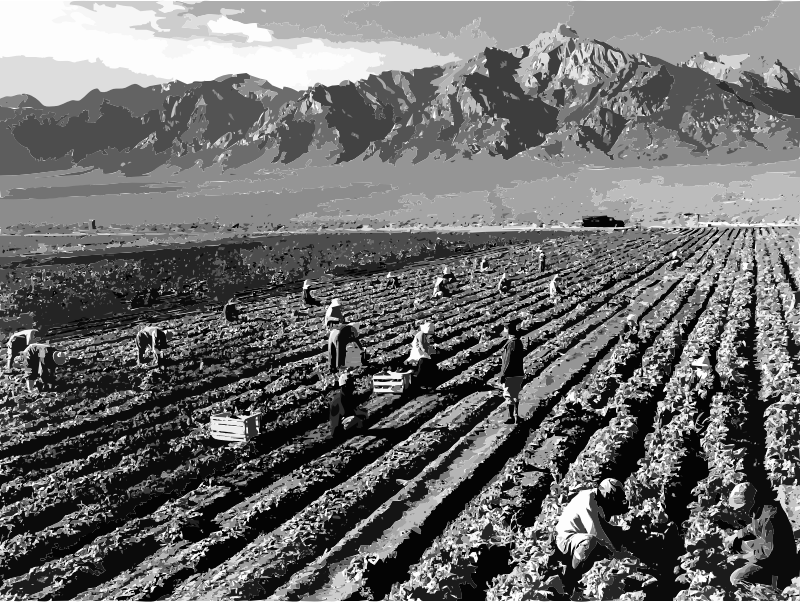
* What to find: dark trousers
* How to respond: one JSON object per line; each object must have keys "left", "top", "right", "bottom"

{"left": 730, "top": 557, "right": 791, "bottom": 590}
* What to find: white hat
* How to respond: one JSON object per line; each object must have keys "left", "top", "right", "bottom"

{"left": 338, "top": 373, "right": 350, "bottom": 386}
{"left": 386, "top": 272, "right": 394, "bottom": 278}
{"left": 53, "top": 351, "right": 68, "bottom": 366}
{"left": 443, "top": 266, "right": 451, "bottom": 274}
{"left": 303, "top": 279, "right": 311, "bottom": 288}
{"left": 421, "top": 322, "right": 434, "bottom": 334}
{"left": 691, "top": 355, "right": 712, "bottom": 369}
{"left": 330, "top": 298, "right": 341, "bottom": 307}
{"left": 627, "top": 314, "right": 637, "bottom": 321}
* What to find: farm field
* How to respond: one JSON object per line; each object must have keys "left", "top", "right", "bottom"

{"left": 0, "top": 227, "right": 799, "bottom": 601}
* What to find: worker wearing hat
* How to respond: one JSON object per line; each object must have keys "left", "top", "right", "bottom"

{"left": 328, "top": 372, "right": 367, "bottom": 440}
{"left": 223, "top": 297, "right": 240, "bottom": 323}
{"left": 555, "top": 478, "right": 632, "bottom": 594}
{"left": 711, "top": 482, "right": 798, "bottom": 589}
{"left": 621, "top": 314, "right": 640, "bottom": 344}
{"left": 328, "top": 321, "right": 364, "bottom": 374}
{"left": 302, "top": 279, "right": 322, "bottom": 307}
{"left": 385, "top": 272, "right": 400, "bottom": 290}
{"left": 135, "top": 325, "right": 174, "bottom": 367}
{"left": 441, "top": 265, "right": 458, "bottom": 286}
{"left": 323, "top": 298, "right": 346, "bottom": 330}
{"left": 21, "top": 342, "right": 67, "bottom": 394}
{"left": 497, "top": 272, "right": 511, "bottom": 296}
{"left": 480, "top": 255, "right": 491, "bottom": 273}
{"left": 407, "top": 322, "right": 438, "bottom": 390}
{"left": 499, "top": 320, "right": 526, "bottom": 424}
{"left": 5, "top": 328, "right": 39, "bottom": 372}
{"left": 537, "top": 247, "right": 546, "bottom": 273}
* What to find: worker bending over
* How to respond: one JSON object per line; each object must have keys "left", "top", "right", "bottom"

{"left": 328, "top": 321, "right": 364, "bottom": 374}
{"left": 21, "top": 343, "right": 68, "bottom": 394}
{"left": 328, "top": 372, "right": 367, "bottom": 440}
{"left": 223, "top": 297, "right": 240, "bottom": 323}
{"left": 555, "top": 478, "right": 632, "bottom": 594}
{"left": 480, "top": 256, "right": 491, "bottom": 272}
{"left": 5, "top": 328, "right": 39, "bottom": 372}
{"left": 135, "top": 325, "right": 174, "bottom": 367}
{"left": 497, "top": 272, "right": 511, "bottom": 296}
{"left": 385, "top": 272, "right": 400, "bottom": 290}
{"left": 302, "top": 280, "right": 322, "bottom": 307}
{"left": 323, "top": 298, "right": 346, "bottom": 329}
{"left": 712, "top": 482, "right": 798, "bottom": 590}
{"left": 432, "top": 275, "right": 450, "bottom": 299}
{"left": 621, "top": 314, "right": 640, "bottom": 344}
{"left": 441, "top": 265, "right": 458, "bottom": 287}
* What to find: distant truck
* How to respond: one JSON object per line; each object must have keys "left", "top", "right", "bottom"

{"left": 581, "top": 215, "right": 625, "bottom": 228}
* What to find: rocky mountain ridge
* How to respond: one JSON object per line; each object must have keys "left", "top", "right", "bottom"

{"left": 2, "top": 24, "right": 799, "bottom": 177}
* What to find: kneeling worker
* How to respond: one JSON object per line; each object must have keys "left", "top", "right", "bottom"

{"left": 302, "top": 280, "right": 322, "bottom": 307}
{"left": 135, "top": 325, "right": 174, "bottom": 367}
{"left": 223, "top": 297, "right": 240, "bottom": 323}
{"left": 21, "top": 342, "right": 68, "bottom": 394}
{"left": 5, "top": 328, "right": 39, "bottom": 372}
{"left": 328, "top": 372, "right": 367, "bottom": 440}
{"left": 555, "top": 478, "right": 631, "bottom": 594}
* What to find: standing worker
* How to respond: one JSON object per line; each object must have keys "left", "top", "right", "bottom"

{"left": 712, "top": 482, "right": 798, "bottom": 590}
{"left": 407, "top": 322, "right": 437, "bottom": 391}
{"left": 328, "top": 321, "right": 364, "bottom": 375}
{"left": 135, "top": 325, "right": 174, "bottom": 367}
{"left": 549, "top": 274, "right": 562, "bottom": 303}
{"left": 5, "top": 328, "right": 39, "bottom": 372}
{"left": 223, "top": 297, "right": 240, "bottom": 323}
{"left": 21, "top": 342, "right": 68, "bottom": 394}
{"left": 537, "top": 247, "right": 546, "bottom": 273}
{"left": 302, "top": 280, "right": 322, "bottom": 307}
{"left": 385, "top": 272, "right": 400, "bottom": 290}
{"left": 328, "top": 372, "right": 367, "bottom": 440}
{"left": 555, "top": 478, "right": 633, "bottom": 595}
{"left": 499, "top": 320, "right": 526, "bottom": 424}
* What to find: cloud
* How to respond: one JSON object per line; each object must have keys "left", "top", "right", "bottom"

{"left": 0, "top": 1, "right": 461, "bottom": 99}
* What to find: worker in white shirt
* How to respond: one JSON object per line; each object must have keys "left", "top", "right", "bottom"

{"left": 5, "top": 328, "right": 39, "bottom": 372}
{"left": 555, "top": 478, "right": 632, "bottom": 594}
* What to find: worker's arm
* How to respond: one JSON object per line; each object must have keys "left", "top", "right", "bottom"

{"left": 739, "top": 518, "right": 775, "bottom": 562}
{"left": 499, "top": 341, "right": 511, "bottom": 382}
{"left": 582, "top": 493, "right": 617, "bottom": 553}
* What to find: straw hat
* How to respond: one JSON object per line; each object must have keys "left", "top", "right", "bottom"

{"left": 330, "top": 298, "right": 341, "bottom": 307}
{"left": 691, "top": 355, "right": 712, "bottom": 369}
{"left": 338, "top": 373, "right": 350, "bottom": 387}
{"left": 53, "top": 351, "right": 68, "bottom": 366}
{"left": 421, "top": 322, "right": 434, "bottom": 334}
{"left": 303, "top": 279, "right": 311, "bottom": 289}
{"left": 386, "top": 272, "right": 394, "bottom": 278}
{"left": 627, "top": 314, "right": 637, "bottom": 322}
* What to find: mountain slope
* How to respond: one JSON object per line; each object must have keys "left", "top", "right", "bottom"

{"left": 2, "top": 25, "right": 800, "bottom": 178}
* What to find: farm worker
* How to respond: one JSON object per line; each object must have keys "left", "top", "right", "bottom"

{"left": 323, "top": 298, "right": 345, "bottom": 329}
{"left": 432, "top": 275, "right": 449, "bottom": 299}
{"left": 537, "top": 248, "right": 546, "bottom": 272}
{"left": 302, "top": 280, "right": 322, "bottom": 307}
{"left": 788, "top": 283, "right": 800, "bottom": 314}
{"left": 407, "top": 322, "right": 437, "bottom": 391}
{"left": 712, "top": 482, "right": 799, "bottom": 589}
{"left": 499, "top": 320, "right": 526, "bottom": 424}
{"left": 480, "top": 255, "right": 490, "bottom": 272}
{"left": 385, "top": 272, "right": 400, "bottom": 290}
{"left": 549, "top": 274, "right": 562, "bottom": 301}
{"left": 223, "top": 297, "right": 240, "bottom": 323}
{"left": 497, "top": 272, "right": 511, "bottom": 296}
{"left": 5, "top": 329, "right": 39, "bottom": 371}
{"left": 21, "top": 343, "right": 67, "bottom": 394}
{"left": 328, "top": 372, "right": 367, "bottom": 440}
{"left": 135, "top": 325, "right": 174, "bottom": 367}
{"left": 441, "top": 265, "right": 458, "bottom": 286}
{"left": 621, "top": 314, "right": 640, "bottom": 344}
{"left": 555, "top": 478, "right": 631, "bottom": 593}
{"left": 328, "top": 322, "right": 364, "bottom": 374}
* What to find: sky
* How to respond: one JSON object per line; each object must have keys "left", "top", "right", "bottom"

{"left": 0, "top": 0, "right": 799, "bottom": 106}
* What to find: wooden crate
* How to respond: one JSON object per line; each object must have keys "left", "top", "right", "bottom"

{"left": 210, "top": 412, "right": 262, "bottom": 443}
{"left": 373, "top": 371, "right": 412, "bottom": 395}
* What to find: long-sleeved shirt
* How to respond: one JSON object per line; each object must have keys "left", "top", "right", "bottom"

{"left": 136, "top": 326, "right": 168, "bottom": 351}
{"left": 433, "top": 277, "right": 447, "bottom": 295}
{"left": 408, "top": 331, "right": 433, "bottom": 361}
{"left": 21, "top": 343, "right": 58, "bottom": 377}
{"left": 730, "top": 503, "right": 797, "bottom": 564}
{"left": 556, "top": 488, "right": 616, "bottom": 552}
{"left": 323, "top": 304, "right": 344, "bottom": 327}
{"left": 7, "top": 329, "right": 37, "bottom": 351}
{"left": 549, "top": 280, "right": 561, "bottom": 297}
{"left": 499, "top": 335, "right": 525, "bottom": 379}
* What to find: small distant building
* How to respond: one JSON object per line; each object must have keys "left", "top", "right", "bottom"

{"left": 581, "top": 215, "right": 625, "bottom": 228}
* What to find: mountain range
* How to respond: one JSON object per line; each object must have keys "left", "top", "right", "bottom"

{"left": 1, "top": 24, "right": 800, "bottom": 228}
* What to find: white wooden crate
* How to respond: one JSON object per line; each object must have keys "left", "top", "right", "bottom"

{"left": 210, "top": 412, "right": 261, "bottom": 443}
{"left": 372, "top": 371, "right": 413, "bottom": 395}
